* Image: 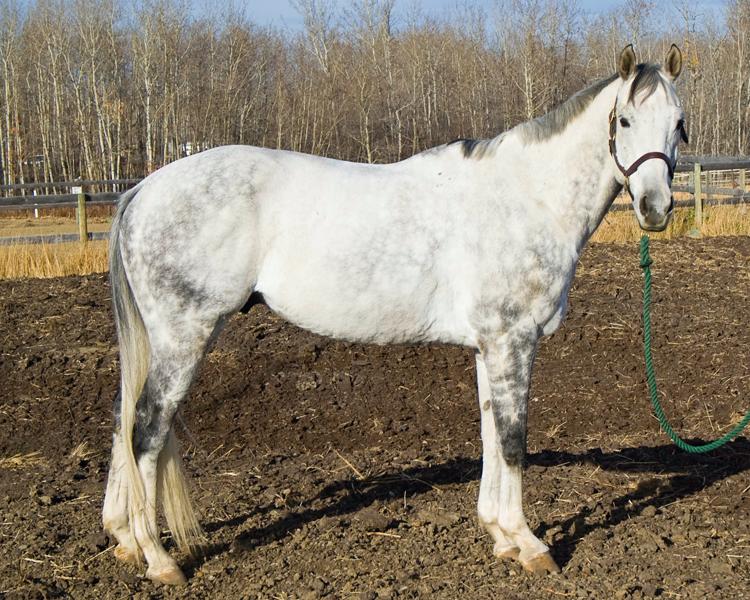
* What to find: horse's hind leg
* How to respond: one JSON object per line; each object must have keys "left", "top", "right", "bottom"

{"left": 102, "top": 422, "right": 140, "bottom": 564}
{"left": 130, "top": 318, "right": 217, "bottom": 584}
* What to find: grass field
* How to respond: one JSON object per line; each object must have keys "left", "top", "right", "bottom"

{"left": 0, "top": 215, "right": 111, "bottom": 237}
{"left": 0, "top": 215, "right": 110, "bottom": 278}
{"left": 0, "top": 240, "right": 109, "bottom": 278}
{"left": 592, "top": 203, "right": 750, "bottom": 242}
{"left": 1, "top": 204, "right": 749, "bottom": 279}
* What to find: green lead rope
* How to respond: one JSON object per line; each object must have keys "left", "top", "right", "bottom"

{"left": 640, "top": 235, "right": 750, "bottom": 452}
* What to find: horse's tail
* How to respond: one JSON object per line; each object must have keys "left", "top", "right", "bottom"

{"left": 110, "top": 185, "right": 152, "bottom": 557}
{"left": 110, "top": 185, "right": 203, "bottom": 556}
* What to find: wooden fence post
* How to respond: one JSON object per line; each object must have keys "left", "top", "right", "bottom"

{"left": 691, "top": 162, "right": 703, "bottom": 235}
{"left": 73, "top": 186, "right": 88, "bottom": 243}
{"left": 740, "top": 167, "right": 747, "bottom": 195}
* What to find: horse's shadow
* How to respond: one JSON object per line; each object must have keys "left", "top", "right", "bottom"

{"left": 186, "top": 438, "right": 750, "bottom": 573}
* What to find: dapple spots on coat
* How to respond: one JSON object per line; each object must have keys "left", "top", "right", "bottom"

{"left": 496, "top": 413, "right": 528, "bottom": 467}
{"left": 133, "top": 384, "right": 165, "bottom": 458}
{"left": 481, "top": 326, "right": 537, "bottom": 467}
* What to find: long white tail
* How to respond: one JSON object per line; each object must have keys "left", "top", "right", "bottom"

{"left": 109, "top": 187, "right": 203, "bottom": 556}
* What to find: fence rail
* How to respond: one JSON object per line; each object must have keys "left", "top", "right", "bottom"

{"left": 0, "top": 178, "right": 141, "bottom": 193}
{"left": 0, "top": 192, "right": 120, "bottom": 210}
{"left": 1, "top": 156, "right": 749, "bottom": 244}
{"left": 674, "top": 157, "right": 750, "bottom": 172}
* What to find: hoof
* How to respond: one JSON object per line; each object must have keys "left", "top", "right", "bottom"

{"left": 520, "top": 551, "right": 561, "bottom": 575}
{"left": 493, "top": 543, "right": 520, "bottom": 560}
{"left": 114, "top": 544, "right": 140, "bottom": 565}
{"left": 146, "top": 565, "right": 187, "bottom": 586}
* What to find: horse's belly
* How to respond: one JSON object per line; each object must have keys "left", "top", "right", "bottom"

{"left": 255, "top": 256, "right": 470, "bottom": 346}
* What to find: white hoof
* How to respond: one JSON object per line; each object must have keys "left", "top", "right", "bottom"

{"left": 114, "top": 544, "right": 141, "bottom": 565}
{"left": 146, "top": 564, "right": 187, "bottom": 586}
{"left": 519, "top": 550, "right": 560, "bottom": 575}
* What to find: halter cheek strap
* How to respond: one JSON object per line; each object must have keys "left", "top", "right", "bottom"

{"left": 608, "top": 106, "right": 675, "bottom": 190}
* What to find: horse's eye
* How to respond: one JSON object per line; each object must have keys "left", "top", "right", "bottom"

{"left": 677, "top": 119, "right": 689, "bottom": 144}
{"left": 619, "top": 117, "right": 630, "bottom": 128}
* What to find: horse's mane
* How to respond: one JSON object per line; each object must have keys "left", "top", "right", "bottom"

{"left": 517, "top": 73, "right": 618, "bottom": 144}
{"left": 449, "top": 135, "right": 508, "bottom": 160}
{"left": 447, "top": 63, "right": 666, "bottom": 158}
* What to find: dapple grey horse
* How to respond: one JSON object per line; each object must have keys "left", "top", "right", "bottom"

{"left": 103, "top": 44, "right": 686, "bottom": 583}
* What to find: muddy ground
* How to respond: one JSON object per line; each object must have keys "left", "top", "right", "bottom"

{"left": 1, "top": 237, "right": 749, "bottom": 599}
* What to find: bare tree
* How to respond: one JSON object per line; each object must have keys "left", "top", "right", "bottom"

{"left": 0, "top": 0, "right": 747, "bottom": 185}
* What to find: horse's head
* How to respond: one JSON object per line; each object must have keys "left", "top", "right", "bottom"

{"left": 610, "top": 44, "right": 688, "bottom": 232}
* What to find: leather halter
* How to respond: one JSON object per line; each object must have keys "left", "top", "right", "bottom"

{"left": 608, "top": 104, "right": 675, "bottom": 192}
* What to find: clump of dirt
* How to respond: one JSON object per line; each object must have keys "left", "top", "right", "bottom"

{"left": 1, "top": 238, "right": 749, "bottom": 599}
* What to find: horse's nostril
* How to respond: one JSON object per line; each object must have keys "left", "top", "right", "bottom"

{"left": 639, "top": 194, "right": 649, "bottom": 216}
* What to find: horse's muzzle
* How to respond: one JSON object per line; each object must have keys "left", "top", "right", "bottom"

{"left": 638, "top": 196, "right": 674, "bottom": 232}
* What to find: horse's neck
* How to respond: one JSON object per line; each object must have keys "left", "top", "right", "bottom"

{"left": 511, "top": 82, "right": 622, "bottom": 254}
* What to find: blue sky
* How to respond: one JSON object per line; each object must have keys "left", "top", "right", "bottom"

{"left": 239, "top": 0, "right": 729, "bottom": 31}
{"left": 245, "top": 0, "right": 617, "bottom": 30}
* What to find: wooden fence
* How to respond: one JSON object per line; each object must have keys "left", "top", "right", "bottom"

{"left": 0, "top": 157, "right": 749, "bottom": 245}
{"left": 0, "top": 178, "right": 138, "bottom": 245}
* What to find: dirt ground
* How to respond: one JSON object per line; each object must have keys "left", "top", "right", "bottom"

{"left": 1, "top": 237, "right": 749, "bottom": 599}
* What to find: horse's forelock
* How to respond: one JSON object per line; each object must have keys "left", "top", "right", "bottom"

{"left": 627, "top": 63, "right": 669, "bottom": 105}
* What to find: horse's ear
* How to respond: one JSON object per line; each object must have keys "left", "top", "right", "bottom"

{"left": 665, "top": 44, "right": 682, "bottom": 80}
{"left": 618, "top": 44, "right": 637, "bottom": 80}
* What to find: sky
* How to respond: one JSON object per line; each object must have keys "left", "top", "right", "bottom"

{"left": 246, "top": 0, "right": 617, "bottom": 30}
{"left": 239, "top": 0, "right": 729, "bottom": 32}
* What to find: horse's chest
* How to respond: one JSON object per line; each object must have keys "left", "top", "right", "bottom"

{"left": 475, "top": 250, "right": 576, "bottom": 338}
{"left": 522, "top": 268, "right": 572, "bottom": 332}
{"left": 531, "top": 260, "right": 576, "bottom": 334}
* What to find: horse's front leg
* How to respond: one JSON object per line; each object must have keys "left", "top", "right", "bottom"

{"left": 476, "top": 325, "right": 560, "bottom": 575}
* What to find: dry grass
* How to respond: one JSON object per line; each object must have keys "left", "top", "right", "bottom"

{"left": 0, "top": 213, "right": 110, "bottom": 278}
{"left": 69, "top": 442, "right": 96, "bottom": 461}
{"left": 0, "top": 451, "right": 46, "bottom": 470}
{"left": 593, "top": 204, "right": 750, "bottom": 243}
{"left": 0, "top": 215, "right": 111, "bottom": 237}
{"left": 0, "top": 240, "right": 108, "bottom": 279}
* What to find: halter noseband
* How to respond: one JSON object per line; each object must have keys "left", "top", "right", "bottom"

{"left": 608, "top": 104, "right": 675, "bottom": 193}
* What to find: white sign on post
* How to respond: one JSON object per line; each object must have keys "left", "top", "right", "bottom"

{"left": 73, "top": 186, "right": 83, "bottom": 227}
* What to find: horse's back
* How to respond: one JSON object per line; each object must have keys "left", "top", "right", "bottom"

{"left": 116, "top": 144, "right": 478, "bottom": 344}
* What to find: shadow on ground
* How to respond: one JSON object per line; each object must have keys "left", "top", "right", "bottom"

{"left": 189, "top": 438, "right": 750, "bottom": 573}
